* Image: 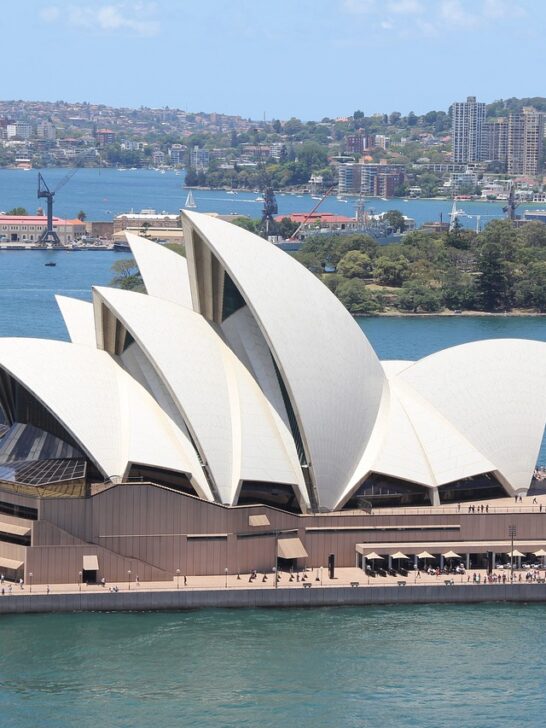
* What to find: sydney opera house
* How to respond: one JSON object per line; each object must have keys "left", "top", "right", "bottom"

{"left": 0, "top": 211, "right": 545, "bottom": 585}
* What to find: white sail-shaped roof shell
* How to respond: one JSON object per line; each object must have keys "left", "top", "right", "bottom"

{"left": 93, "top": 286, "right": 306, "bottom": 507}
{"left": 0, "top": 338, "right": 211, "bottom": 499}
{"left": 55, "top": 295, "right": 96, "bottom": 347}
{"left": 181, "top": 210, "right": 386, "bottom": 510}
{"left": 125, "top": 232, "right": 192, "bottom": 308}
{"left": 398, "top": 339, "right": 546, "bottom": 493}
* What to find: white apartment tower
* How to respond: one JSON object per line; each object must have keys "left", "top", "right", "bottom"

{"left": 451, "top": 96, "right": 486, "bottom": 163}
{"left": 507, "top": 107, "right": 544, "bottom": 176}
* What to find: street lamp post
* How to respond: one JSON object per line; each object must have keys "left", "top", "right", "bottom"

{"left": 128, "top": 569, "right": 132, "bottom": 590}
{"left": 78, "top": 571, "right": 82, "bottom": 592}
{"left": 176, "top": 568, "right": 180, "bottom": 589}
{"left": 224, "top": 567, "right": 228, "bottom": 589}
{"left": 509, "top": 525, "right": 516, "bottom": 583}
{"left": 29, "top": 572, "right": 33, "bottom": 593}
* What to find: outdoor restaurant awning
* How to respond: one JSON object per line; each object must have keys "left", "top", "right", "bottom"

{"left": 364, "top": 552, "right": 384, "bottom": 560}
{"left": 442, "top": 551, "right": 461, "bottom": 559}
{"left": 417, "top": 551, "right": 434, "bottom": 559}
{"left": 506, "top": 550, "right": 525, "bottom": 558}
{"left": 534, "top": 549, "right": 546, "bottom": 556}
{"left": 83, "top": 554, "right": 99, "bottom": 571}
{"left": 390, "top": 552, "right": 409, "bottom": 559}
{"left": 0, "top": 556, "right": 24, "bottom": 570}
{"left": 249, "top": 514, "right": 270, "bottom": 527}
{"left": 277, "top": 538, "right": 308, "bottom": 559}
{"left": 0, "top": 521, "right": 31, "bottom": 537}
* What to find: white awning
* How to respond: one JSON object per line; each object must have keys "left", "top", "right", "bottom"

{"left": 83, "top": 554, "right": 99, "bottom": 571}
{"left": 417, "top": 551, "right": 434, "bottom": 559}
{"left": 277, "top": 538, "right": 308, "bottom": 559}
{"left": 0, "top": 521, "right": 31, "bottom": 537}
{"left": 391, "top": 552, "right": 409, "bottom": 559}
{"left": 249, "top": 514, "right": 270, "bottom": 527}
{"left": 364, "top": 552, "right": 384, "bottom": 560}
{"left": 0, "top": 556, "right": 24, "bottom": 570}
{"left": 442, "top": 551, "right": 461, "bottom": 559}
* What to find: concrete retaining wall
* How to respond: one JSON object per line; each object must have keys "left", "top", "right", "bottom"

{"left": 1, "top": 583, "right": 546, "bottom": 614}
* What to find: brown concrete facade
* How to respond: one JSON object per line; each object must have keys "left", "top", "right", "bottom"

{"left": 1, "top": 482, "right": 546, "bottom": 585}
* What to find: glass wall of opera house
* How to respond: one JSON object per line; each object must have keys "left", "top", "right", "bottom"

{"left": 0, "top": 210, "right": 545, "bottom": 584}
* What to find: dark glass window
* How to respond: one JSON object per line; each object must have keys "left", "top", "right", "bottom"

{"left": 222, "top": 271, "right": 245, "bottom": 321}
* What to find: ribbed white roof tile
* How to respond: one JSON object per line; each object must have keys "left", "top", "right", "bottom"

{"left": 55, "top": 296, "right": 96, "bottom": 347}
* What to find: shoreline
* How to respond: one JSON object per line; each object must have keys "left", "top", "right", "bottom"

{"left": 2, "top": 582, "right": 546, "bottom": 614}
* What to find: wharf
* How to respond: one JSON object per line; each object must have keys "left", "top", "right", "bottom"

{"left": 2, "top": 567, "right": 546, "bottom": 614}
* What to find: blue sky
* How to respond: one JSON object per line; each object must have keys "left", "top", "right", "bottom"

{"left": 4, "top": 0, "right": 543, "bottom": 119}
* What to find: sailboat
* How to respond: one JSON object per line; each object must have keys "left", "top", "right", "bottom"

{"left": 185, "top": 190, "right": 197, "bottom": 209}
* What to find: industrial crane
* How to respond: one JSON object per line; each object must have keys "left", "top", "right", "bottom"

{"left": 37, "top": 167, "right": 82, "bottom": 244}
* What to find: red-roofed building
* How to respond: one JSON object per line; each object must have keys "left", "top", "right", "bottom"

{"left": 0, "top": 215, "right": 86, "bottom": 245}
{"left": 274, "top": 212, "right": 358, "bottom": 232}
{"left": 96, "top": 129, "right": 115, "bottom": 146}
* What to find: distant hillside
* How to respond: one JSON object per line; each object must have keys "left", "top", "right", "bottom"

{"left": 487, "top": 97, "right": 546, "bottom": 117}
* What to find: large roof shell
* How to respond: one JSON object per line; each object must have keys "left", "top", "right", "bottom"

{"left": 93, "top": 286, "right": 305, "bottom": 507}
{"left": 0, "top": 338, "right": 210, "bottom": 498}
{"left": 181, "top": 210, "right": 386, "bottom": 510}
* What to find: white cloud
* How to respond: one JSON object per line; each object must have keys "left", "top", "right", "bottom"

{"left": 59, "top": 2, "right": 160, "bottom": 37}
{"left": 40, "top": 6, "right": 60, "bottom": 22}
{"left": 342, "top": 0, "right": 376, "bottom": 14}
{"left": 439, "top": 0, "right": 479, "bottom": 27}
{"left": 388, "top": 0, "right": 423, "bottom": 14}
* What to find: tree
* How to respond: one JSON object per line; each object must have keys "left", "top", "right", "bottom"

{"left": 397, "top": 281, "right": 442, "bottom": 312}
{"left": 373, "top": 256, "right": 410, "bottom": 286}
{"left": 77, "top": 210, "right": 86, "bottom": 222}
{"left": 337, "top": 250, "right": 372, "bottom": 278}
{"left": 517, "top": 221, "right": 546, "bottom": 248}
{"left": 382, "top": 209, "right": 406, "bottom": 233}
{"left": 336, "top": 279, "right": 382, "bottom": 314}
{"left": 232, "top": 216, "right": 259, "bottom": 233}
{"left": 7, "top": 207, "right": 28, "bottom": 215}
{"left": 110, "top": 258, "right": 143, "bottom": 291}
{"left": 476, "top": 221, "right": 518, "bottom": 311}
{"left": 441, "top": 268, "right": 477, "bottom": 310}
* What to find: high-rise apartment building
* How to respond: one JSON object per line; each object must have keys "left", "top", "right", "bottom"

{"left": 337, "top": 163, "right": 361, "bottom": 194}
{"left": 485, "top": 118, "right": 508, "bottom": 166}
{"left": 507, "top": 107, "right": 544, "bottom": 176}
{"left": 451, "top": 96, "right": 486, "bottom": 163}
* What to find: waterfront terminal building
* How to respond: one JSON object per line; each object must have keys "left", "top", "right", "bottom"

{"left": 0, "top": 211, "right": 545, "bottom": 585}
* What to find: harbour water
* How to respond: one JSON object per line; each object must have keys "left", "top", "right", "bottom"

{"left": 1, "top": 605, "right": 546, "bottom": 727}
{"left": 1, "top": 167, "right": 545, "bottom": 228}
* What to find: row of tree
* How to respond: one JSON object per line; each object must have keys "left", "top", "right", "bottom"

{"left": 295, "top": 219, "right": 546, "bottom": 314}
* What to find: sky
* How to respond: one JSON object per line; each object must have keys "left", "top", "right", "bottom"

{"left": 3, "top": 0, "right": 544, "bottom": 120}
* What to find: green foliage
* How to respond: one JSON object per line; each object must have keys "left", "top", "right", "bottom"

{"left": 397, "top": 281, "right": 443, "bottom": 313}
{"left": 336, "top": 279, "right": 382, "bottom": 314}
{"left": 110, "top": 257, "right": 144, "bottom": 291}
{"left": 476, "top": 220, "right": 518, "bottom": 311}
{"left": 382, "top": 210, "right": 406, "bottom": 232}
{"left": 232, "top": 216, "right": 259, "bottom": 233}
{"left": 337, "top": 251, "right": 372, "bottom": 279}
{"left": 373, "top": 255, "right": 410, "bottom": 286}
{"left": 7, "top": 207, "right": 28, "bottom": 215}
{"left": 77, "top": 210, "right": 86, "bottom": 222}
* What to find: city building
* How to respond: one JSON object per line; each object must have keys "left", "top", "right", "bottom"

{"left": 337, "top": 163, "right": 361, "bottom": 194}
{"left": 0, "top": 212, "right": 545, "bottom": 585}
{"left": 485, "top": 118, "right": 508, "bottom": 166}
{"left": 36, "top": 121, "right": 56, "bottom": 141}
{"left": 451, "top": 96, "right": 486, "bottom": 164}
{"left": 0, "top": 215, "right": 86, "bottom": 245}
{"left": 361, "top": 163, "right": 405, "bottom": 197}
{"left": 6, "top": 122, "right": 32, "bottom": 140}
{"left": 169, "top": 144, "right": 186, "bottom": 165}
{"left": 507, "top": 108, "right": 544, "bottom": 176}
{"left": 345, "top": 133, "right": 366, "bottom": 154}
{"left": 113, "top": 210, "right": 181, "bottom": 234}
{"left": 96, "top": 128, "right": 116, "bottom": 146}
{"left": 190, "top": 146, "right": 210, "bottom": 171}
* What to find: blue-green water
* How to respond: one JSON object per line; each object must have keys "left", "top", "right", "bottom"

{"left": 1, "top": 167, "right": 545, "bottom": 227}
{"left": 1, "top": 606, "right": 545, "bottom": 727}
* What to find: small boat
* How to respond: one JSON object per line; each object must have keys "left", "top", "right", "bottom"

{"left": 226, "top": 190, "right": 236, "bottom": 195}
{"left": 44, "top": 262, "right": 56, "bottom": 267}
{"left": 185, "top": 190, "right": 197, "bottom": 209}
{"left": 255, "top": 196, "right": 265, "bottom": 203}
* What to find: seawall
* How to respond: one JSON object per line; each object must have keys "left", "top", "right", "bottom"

{"left": 1, "top": 583, "right": 546, "bottom": 614}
